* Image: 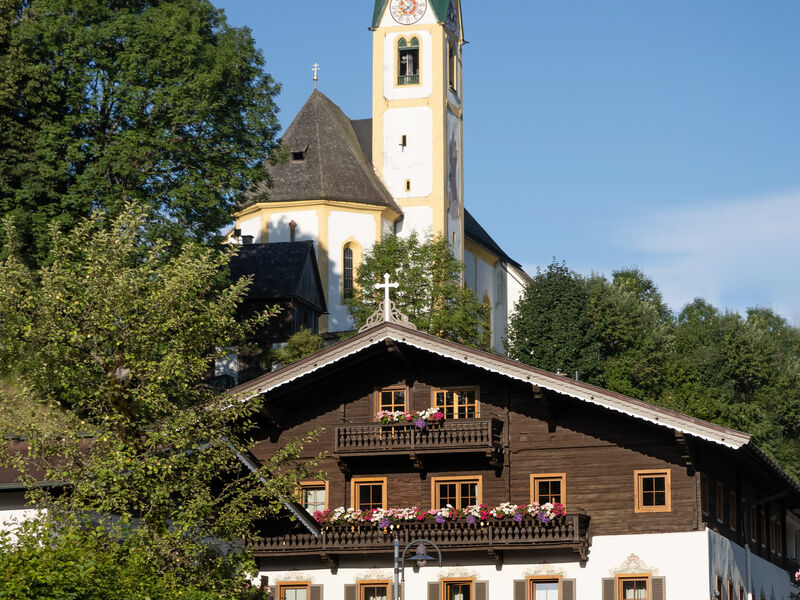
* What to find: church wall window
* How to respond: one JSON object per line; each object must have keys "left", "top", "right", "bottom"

{"left": 342, "top": 240, "right": 362, "bottom": 302}
{"left": 397, "top": 37, "right": 420, "bottom": 85}
{"left": 343, "top": 246, "right": 354, "bottom": 300}
{"left": 448, "top": 41, "right": 458, "bottom": 92}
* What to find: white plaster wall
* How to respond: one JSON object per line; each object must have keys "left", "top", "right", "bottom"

{"left": 258, "top": 531, "right": 712, "bottom": 600}
{"left": 382, "top": 218, "right": 395, "bottom": 237}
{"left": 268, "top": 211, "right": 319, "bottom": 244}
{"left": 238, "top": 216, "right": 261, "bottom": 243}
{"left": 0, "top": 492, "right": 41, "bottom": 539}
{"left": 382, "top": 30, "right": 434, "bottom": 101}
{"left": 506, "top": 264, "right": 528, "bottom": 317}
{"left": 396, "top": 206, "right": 433, "bottom": 239}
{"left": 382, "top": 107, "right": 433, "bottom": 199}
{"left": 464, "top": 249, "right": 476, "bottom": 291}
{"left": 709, "top": 528, "right": 798, "bottom": 600}
{"left": 493, "top": 261, "right": 509, "bottom": 353}
{"left": 327, "top": 211, "right": 377, "bottom": 332}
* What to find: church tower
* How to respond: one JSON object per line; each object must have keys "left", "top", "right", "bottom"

{"left": 370, "top": 0, "right": 465, "bottom": 259}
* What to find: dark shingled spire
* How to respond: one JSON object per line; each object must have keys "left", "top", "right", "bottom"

{"left": 247, "top": 90, "right": 400, "bottom": 214}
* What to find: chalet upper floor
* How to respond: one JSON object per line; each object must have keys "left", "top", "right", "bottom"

{"left": 234, "top": 322, "right": 800, "bottom": 577}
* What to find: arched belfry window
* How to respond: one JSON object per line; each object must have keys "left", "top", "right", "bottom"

{"left": 397, "top": 37, "right": 420, "bottom": 85}
{"left": 343, "top": 246, "right": 354, "bottom": 300}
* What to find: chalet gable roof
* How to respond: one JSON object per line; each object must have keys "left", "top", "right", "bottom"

{"left": 231, "top": 322, "right": 751, "bottom": 450}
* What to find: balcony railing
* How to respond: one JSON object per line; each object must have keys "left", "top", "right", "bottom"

{"left": 397, "top": 74, "right": 419, "bottom": 85}
{"left": 334, "top": 418, "right": 503, "bottom": 462}
{"left": 252, "top": 513, "right": 591, "bottom": 562}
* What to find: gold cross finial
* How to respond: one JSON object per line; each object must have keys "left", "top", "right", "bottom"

{"left": 312, "top": 62, "right": 320, "bottom": 89}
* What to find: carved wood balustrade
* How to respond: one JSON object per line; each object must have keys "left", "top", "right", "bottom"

{"left": 333, "top": 418, "right": 503, "bottom": 469}
{"left": 251, "top": 513, "right": 591, "bottom": 564}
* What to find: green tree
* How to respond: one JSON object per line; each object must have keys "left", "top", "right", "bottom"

{"left": 348, "top": 233, "right": 490, "bottom": 349}
{"left": 0, "top": 207, "right": 319, "bottom": 596}
{"left": 271, "top": 328, "right": 326, "bottom": 366}
{"left": 0, "top": 0, "right": 280, "bottom": 266}
{"left": 506, "top": 260, "right": 600, "bottom": 379}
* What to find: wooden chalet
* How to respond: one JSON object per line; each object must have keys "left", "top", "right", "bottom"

{"left": 232, "top": 315, "right": 800, "bottom": 600}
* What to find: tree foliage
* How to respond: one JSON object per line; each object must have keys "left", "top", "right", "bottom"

{"left": 507, "top": 260, "right": 800, "bottom": 478}
{"left": 0, "top": 207, "right": 318, "bottom": 597}
{"left": 348, "top": 233, "right": 490, "bottom": 350}
{"left": 0, "top": 0, "right": 280, "bottom": 266}
{"left": 270, "top": 328, "right": 326, "bottom": 367}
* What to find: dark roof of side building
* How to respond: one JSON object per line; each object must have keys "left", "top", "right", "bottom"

{"left": 464, "top": 209, "right": 521, "bottom": 269}
{"left": 228, "top": 242, "right": 327, "bottom": 313}
{"left": 246, "top": 91, "right": 400, "bottom": 214}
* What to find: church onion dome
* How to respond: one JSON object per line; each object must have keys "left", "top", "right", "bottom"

{"left": 245, "top": 90, "right": 401, "bottom": 215}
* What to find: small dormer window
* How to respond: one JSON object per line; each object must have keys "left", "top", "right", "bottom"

{"left": 397, "top": 37, "right": 420, "bottom": 85}
{"left": 291, "top": 150, "right": 305, "bottom": 162}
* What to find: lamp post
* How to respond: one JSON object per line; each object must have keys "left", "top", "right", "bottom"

{"left": 393, "top": 536, "right": 443, "bottom": 600}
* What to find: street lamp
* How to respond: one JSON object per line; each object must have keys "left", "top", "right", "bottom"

{"left": 393, "top": 537, "right": 443, "bottom": 600}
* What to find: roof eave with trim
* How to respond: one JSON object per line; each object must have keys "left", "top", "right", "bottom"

{"left": 230, "top": 323, "right": 751, "bottom": 450}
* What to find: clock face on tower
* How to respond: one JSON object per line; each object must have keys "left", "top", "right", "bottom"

{"left": 389, "top": 0, "right": 428, "bottom": 25}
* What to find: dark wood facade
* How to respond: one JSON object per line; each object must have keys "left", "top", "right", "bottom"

{"left": 243, "top": 326, "right": 800, "bottom": 577}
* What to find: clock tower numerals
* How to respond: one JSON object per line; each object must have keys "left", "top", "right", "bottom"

{"left": 389, "top": 0, "right": 428, "bottom": 25}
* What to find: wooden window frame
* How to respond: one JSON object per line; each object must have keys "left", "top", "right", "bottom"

{"left": 527, "top": 575, "right": 562, "bottom": 600}
{"left": 728, "top": 580, "right": 734, "bottom": 600}
{"left": 714, "top": 575, "right": 722, "bottom": 600}
{"left": 298, "top": 480, "right": 329, "bottom": 513}
{"left": 431, "top": 475, "right": 483, "bottom": 510}
{"left": 530, "top": 473, "right": 567, "bottom": 507}
{"left": 616, "top": 574, "right": 650, "bottom": 600}
{"left": 358, "top": 580, "right": 391, "bottom": 600}
{"left": 749, "top": 504, "right": 757, "bottom": 543}
{"left": 376, "top": 387, "right": 408, "bottom": 415}
{"left": 351, "top": 477, "right": 388, "bottom": 511}
{"left": 716, "top": 481, "right": 724, "bottom": 524}
{"left": 729, "top": 491, "right": 737, "bottom": 531}
{"left": 738, "top": 584, "right": 745, "bottom": 600}
{"left": 634, "top": 469, "right": 671, "bottom": 513}
{"left": 761, "top": 510, "right": 767, "bottom": 548}
{"left": 440, "top": 577, "right": 475, "bottom": 600}
{"left": 701, "top": 473, "right": 709, "bottom": 516}
{"left": 770, "top": 514, "right": 777, "bottom": 554}
{"left": 431, "top": 386, "right": 480, "bottom": 420}
{"left": 277, "top": 581, "right": 310, "bottom": 600}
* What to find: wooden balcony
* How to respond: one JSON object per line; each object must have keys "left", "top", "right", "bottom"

{"left": 334, "top": 418, "right": 503, "bottom": 470}
{"left": 252, "top": 513, "right": 591, "bottom": 565}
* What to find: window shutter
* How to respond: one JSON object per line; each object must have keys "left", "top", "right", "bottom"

{"left": 310, "top": 584, "right": 323, "bottom": 600}
{"left": 269, "top": 586, "right": 276, "bottom": 600}
{"left": 651, "top": 577, "right": 666, "bottom": 600}
{"left": 513, "top": 579, "right": 526, "bottom": 600}
{"left": 475, "top": 580, "right": 489, "bottom": 600}
{"left": 428, "top": 581, "right": 440, "bottom": 600}
{"left": 562, "top": 579, "right": 576, "bottom": 600}
{"left": 602, "top": 578, "right": 615, "bottom": 600}
{"left": 344, "top": 584, "right": 356, "bottom": 600}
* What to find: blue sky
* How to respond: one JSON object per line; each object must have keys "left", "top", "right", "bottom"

{"left": 216, "top": 1, "right": 800, "bottom": 324}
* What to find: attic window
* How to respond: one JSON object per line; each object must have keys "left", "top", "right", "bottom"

{"left": 291, "top": 150, "right": 306, "bottom": 162}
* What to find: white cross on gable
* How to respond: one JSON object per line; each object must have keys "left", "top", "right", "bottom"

{"left": 374, "top": 272, "right": 399, "bottom": 322}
